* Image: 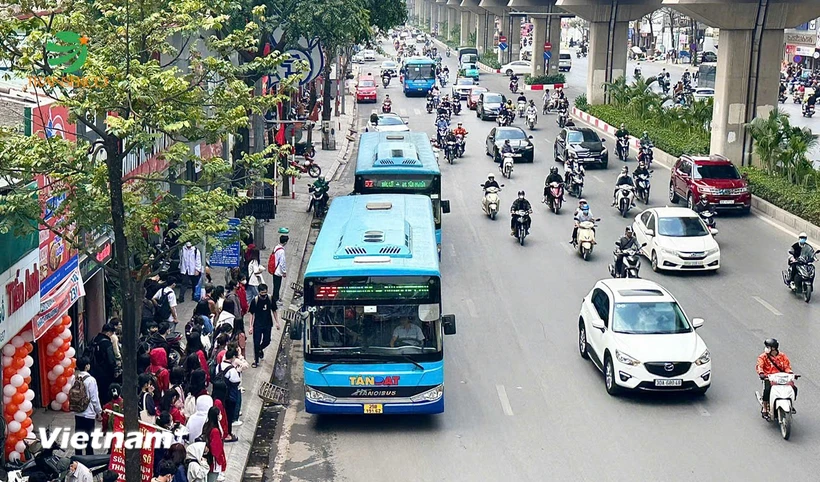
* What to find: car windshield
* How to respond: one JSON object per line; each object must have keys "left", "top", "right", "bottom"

{"left": 456, "top": 79, "right": 472, "bottom": 85}
{"left": 496, "top": 129, "right": 526, "bottom": 140}
{"left": 694, "top": 163, "right": 740, "bottom": 179}
{"left": 464, "top": 64, "right": 477, "bottom": 70}
{"left": 359, "top": 80, "right": 375, "bottom": 87}
{"left": 560, "top": 54, "right": 571, "bottom": 59}
{"left": 382, "top": 62, "right": 397, "bottom": 68}
{"left": 612, "top": 301, "right": 692, "bottom": 334}
{"left": 566, "top": 130, "right": 599, "bottom": 143}
{"left": 657, "top": 216, "right": 709, "bottom": 237}
{"left": 471, "top": 89, "right": 487, "bottom": 97}
{"left": 484, "top": 94, "right": 503, "bottom": 103}
{"left": 379, "top": 116, "right": 403, "bottom": 125}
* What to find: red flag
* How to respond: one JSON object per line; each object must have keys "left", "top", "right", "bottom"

{"left": 275, "top": 126, "right": 286, "bottom": 146}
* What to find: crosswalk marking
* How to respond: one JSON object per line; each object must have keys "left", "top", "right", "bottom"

{"left": 414, "top": 108, "right": 422, "bottom": 116}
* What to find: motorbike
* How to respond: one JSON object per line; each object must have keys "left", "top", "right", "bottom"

{"left": 501, "top": 152, "right": 514, "bottom": 179}
{"left": 381, "top": 101, "right": 392, "bottom": 113}
{"left": 794, "top": 92, "right": 803, "bottom": 104}
{"left": 426, "top": 97, "right": 434, "bottom": 113}
{"left": 517, "top": 101, "right": 527, "bottom": 118}
{"left": 608, "top": 242, "right": 647, "bottom": 278}
{"left": 481, "top": 185, "right": 503, "bottom": 220}
{"left": 526, "top": 111, "right": 537, "bottom": 130}
{"left": 288, "top": 155, "right": 322, "bottom": 178}
{"left": 496, "top": 112, "right": 511, "bottom": 127}
{"left": 575, "top": 219, "right": 599, "bottom": 260}
{"left": 308, "top": 184, "right": 329, "bottom": 218}
{"left": 453, "top": 100, "right": 462, "bottom": 115}
{"left": 576, "top": 50, "right": 581, "bottom": 58}
{"left": 637, "top": 144, "right": 654, "bottom": 166}
{"left": 567, "top": 166, "right": 585, "bottom": 198}
{"left": 615, "top": 185, "right": 636, "bottom": 218}
{"left": 778, "top": 91, "right": 787, "bottom": 103}
{"left": 803, "top": 103, "right": 815, "bottom": 118}
{"left": 512, "top": 209, "right": 531, "bottom": 245}
{"left": 445, "top": 139, "right": 457, "bottom": 164}
{"left": 756, "top": 373, "right": 800, "bottom": 440}
{"left": 698, "top": 207, "right": 717, "bottom": 232}
{"left": 439, "top": 74, "right": 448, "bottom": 86}
{"left": 545, "top": 182, "right": 564, "bottom": 214}
{"left": 436, "top": 125, "right": 449, "bottom": 146}
{"left": 446, "top": 48, "right": 451, "bottom": 57}
{"left": 782, "top": 249, "right": 818, "bottom": 303}
{"left": 510, "top": 79, "right": 519, "bottom": 93}
{"left": 635, "top": 172, "right": 652, "bottom": 204}
{"left": 382, "top": 75, "right": 391, "bottom": 87}
{"left": 616, "top": 136, "right": 629, "bottom": 161}
{"left": 557, "top": 108, "right": 568, "bottom": 128}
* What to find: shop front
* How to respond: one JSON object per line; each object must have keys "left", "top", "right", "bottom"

{"left": 785, "top": 31, "right": 818, "bottom": 68}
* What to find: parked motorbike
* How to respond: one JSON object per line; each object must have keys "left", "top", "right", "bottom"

{"left": 635, "top": 171, "right": 652, "bottom": 204}
{"left": 567, "top": 166, "right": 585, "bottom": 198}
{"left": 615, "top": 185, "right": 636, "bottom": 218}
{"left": 526, "top": 111, "right": 537, "bottom": 130}
{"left": 616, "top": 136, "right": 629, "bottom": 161}
{"left": 501, "top": 152, "right": 514, "bottom": 179}
{"left": 382, "top": 101, "right": 392, "bottom": 113}
{"left": 545, "top": 182, "right": 564, "bottom": 214}
{"left": 608, "top": 242, "right": 647, "bottom": 278}
{"left": 782, "top": 248, "right": 818, "bottom": 303}
{"left": 756, "top": 373, "right": 800, "bottom": 440}
{"left": 445, "top": 139, "right": 457, "bottom": 164}
{"left": 575, "top": 219, "right": 599, "bottom": 260}
{"left": 481, "top": 185, "right": 503, "bottom": 220}
{"left": 512, "top": 209, "right": 531, "bottom": 245}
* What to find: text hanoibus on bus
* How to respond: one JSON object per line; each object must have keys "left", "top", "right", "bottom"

{"left": 291, "top": 194, "right": 457, "bottom": 415}
{"left": 355, "top": 132, "right": 450, "bottom": 250}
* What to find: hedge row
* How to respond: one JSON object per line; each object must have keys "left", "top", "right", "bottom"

{"left": 585, "top": 104, "right": 711, "bottom": 157}
{"left": 479, "top": 52, "right": 501, "bottom": 69}
{"left": 525, "top": 73, "right": 565, "bottom": 85}
{"left": 740, "top": 167, "right": 820, "bottom": 226}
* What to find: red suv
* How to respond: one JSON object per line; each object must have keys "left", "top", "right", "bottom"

{"left": 669, "top": 154, "right": 751, "bottom": 213}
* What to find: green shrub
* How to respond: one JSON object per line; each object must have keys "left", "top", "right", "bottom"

{"left": 479, "top": 52, "right": 501, "bottom": 69}
{"left": 586, "top": 104, "right": 711, "bottom": 157}
{"left": 525, "top": 73, "right": 565, "bottom": 85}
{"left": 574, "top": 94, "right": 588, "bottom": 111}
{"left": 741, "top": 167, "right": 820, "bottom": 225}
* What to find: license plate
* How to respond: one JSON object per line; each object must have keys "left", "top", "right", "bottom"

{"left": 512, "top": 153, "right": 522, "bottom": 157}
{"left": 363, "top": 404, "right": 383, "bottom": 414}
{"left": 654, "top": 379, "right": 682, "bottom": 387}
{"left": 683, "top": 260, "right": 702, "bottom": 266}
{"left": 719, "top": 200, "right": 734, "bottom": 204}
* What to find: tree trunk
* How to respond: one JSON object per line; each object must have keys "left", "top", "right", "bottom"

{"left": 648, "top": 15, "right": 655, "bottom": 54}
{"left": 321, "top": 47, "right": 334, "bottom": 149}
{"left": 104, "top": 137, "right": 141, "bottom": 481}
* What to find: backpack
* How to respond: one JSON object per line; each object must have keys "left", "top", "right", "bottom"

{"left": 148, "top": 365, "right": 170, "bottom": 392}
{"left": 214, "top": 363, "right": 240, "bottom": 402}
{"left": 141, "top": 297, "right": 156, "bottom": 324}
{"left": 68, "top": 374, "right": 91, "bottom": 412}
{"left": 267, "top": 246, "right": 284, "bottom": 274}
{"left": 154, "top": 288, "right": 173, "bottom": 322}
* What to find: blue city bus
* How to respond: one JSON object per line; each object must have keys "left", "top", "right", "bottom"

{"left": 401, "top": 56, "right": 436, "bottom": 96}
{"left": 294, "top": 194, "right": 457, "bottom": 415}
{"left": 355, "top": 132, "right": 450, "bottom": 249}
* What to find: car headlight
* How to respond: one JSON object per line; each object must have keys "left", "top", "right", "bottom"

{"left": 410, "top": 384, "right": 443, "bottom": 402}
{"left": 305, "top": 387, "right": 337, "bottom": 403}
{"left": 615, "top": 349, "right": 641, "bottom": 366}
{"left": 695, "top": 349, "right": 711, "bottom": 366}
{"left": 705, "top": 246, "right": 719, "bottom": 256}
{"left": 699, "top": 186, "right": 717, "bottom": 194}
{"left": 525, "top": 144, "right": 533, "bottom": 150}
{"left": 660, "top": 245, "right": 680, "bottom": 257}
{"left": 737, "top": 186, "right": 749, "bottom": 193}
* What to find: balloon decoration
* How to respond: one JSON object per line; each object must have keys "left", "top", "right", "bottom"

{"left": 3, "top": 329, "right": 35, "bottom": 462}
{"left": 43, "top": 316, "right": 76, "bottom": 414}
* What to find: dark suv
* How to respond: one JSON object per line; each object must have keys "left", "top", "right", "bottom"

{"left": 554, "top": 127, "right": 608, "bottom": 168}
{"left": 669, "top": 154, "right": 751, "bottom": 212}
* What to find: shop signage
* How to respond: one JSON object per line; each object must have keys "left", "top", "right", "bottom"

{"left": 795, "top": 46, "right": 815, "bottom": 56}
{"left": 79, "top": 234, "right": 113, "bottom": 281}
{"left": 0, "top": 251, "right": 41, "bottom": 349}
{"left": 33, "top": 255, "right": 85, "bottom": 340}
{"left": 209, "top": 218, "right": 241, "bottom": 268}
{"left": 785, "top": 32, "right": 816, "bottom": 46}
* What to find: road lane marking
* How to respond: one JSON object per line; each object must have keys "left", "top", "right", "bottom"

{"left": 449, "top": 244, "right": 457, "bottom": 258}
{"left": 752, "top": 296, "right": 783, "bottom": 316}
{"left": 414, "top": 108, "right": 422, "bottom": 115}
{"left": 465, "top": 298, "right": 478, "bottom": 318}
{"left": 496, "top": 384, "right": 514, "bottom": 416}
{"left": 694, "top": 403, "right": 711, "bottom": 417}
{"left": 591, "top": 174, "right": 604, "bottom": 183}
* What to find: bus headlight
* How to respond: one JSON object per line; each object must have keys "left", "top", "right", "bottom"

{"left": 305, "top": 386, "right": 337, "bottom": 403}
{"left": 410, "top": 384, "right": 443, "bottom": 402}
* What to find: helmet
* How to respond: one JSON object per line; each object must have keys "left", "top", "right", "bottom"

{"left": 581, "top": 204, "right": 590, "bottom": 212}
{"left": 620, "top": 123, "right": 625, "bottom": 129}
{"left": 550, "top": 166, "right": 558, "bottom": 174}
{"left": 799, "top": 232, "right": 808, "bottom": 239}
{"left": 457, "top": 122, "right": 462, "bottom": 126}
{"left": 518, "top": 190, "right": 525, "bottom": 196}
{"left": 505, "top": 139, "right": 511, "bottom": 144}
{"left": 642, "top": 131, "right": 648, "bottom": 137}
{"left": 579, "top": 198, "right": 587, "bottom": 205}
{"left": 764, "top": 338, "right": 779, "bottom": 350}
{"left": 488, "top": 173, "right": 495, "bottom": 178}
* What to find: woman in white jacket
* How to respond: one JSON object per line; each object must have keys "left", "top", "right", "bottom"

{"left": 186, "top": 441, "right": 210, "bottom": 482}
{"left": 186, "top": 395, "right": 213, "bottom": 442}
{"left": 245, "top": 248, "right": 264, "bottom": 303}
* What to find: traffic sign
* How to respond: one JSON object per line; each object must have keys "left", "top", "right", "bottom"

{"left": 499, "top": 35, "right": 507, "bottom": 44}
{"left": 499, "top": 42, "right": 508, "bottom": 52}
{"left": 544, "top": 51, "right": 552, "bottom": 61}
{"left": 544, "top": 42, "right": 552, "bottom": 51}
{"left": 794, "top": 55, "right": 803, "bottom": 63}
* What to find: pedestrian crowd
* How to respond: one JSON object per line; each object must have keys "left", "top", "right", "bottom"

{"left": 59, "top": 231, "right": 290, "bottom": 481}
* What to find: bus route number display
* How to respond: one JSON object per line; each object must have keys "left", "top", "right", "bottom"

{"left": 314, "top": 283, "right": 430, "bottom": 301}
{"left": 362, "top": 177, "right": 432, "bottom": 191}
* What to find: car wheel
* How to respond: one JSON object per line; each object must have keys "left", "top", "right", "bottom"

{"left": 578, "top": 320, "right": 589, "bottom": 359}
{"left": 651, "top": 251, "right": 660, "bottom": 272}
{"left": 668, "top": 183, "right": 680, "bottom": 203}
{"left": 506, "top": 69, "right": 513, "bottom": 76}
{"left": 687, "top": 193, "right": 694, "bottom": 210}
{"left": 604, "top": 355, "right": 622, "bottom": 396}
{"left": 553, "top": 145, "right": 560, "bottom": 162}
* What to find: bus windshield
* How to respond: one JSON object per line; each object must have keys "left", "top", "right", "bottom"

{"left": 406, "top": 64, "right": 435, "bottom": 80}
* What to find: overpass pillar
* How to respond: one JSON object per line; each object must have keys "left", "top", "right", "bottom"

{"left": 509, "top": 16, "right": 522, "bottom": 61}
{"left": 430, "top": 2, "right": 438, "bottom": 33}
{"left": 460, "top": 10, "right": 474, "bottom": 47}
{"left": 531, "top": 16, "right": 563, "bottom": 77}
{"left": 711, "top": 29, "right": 783, "bottom": 163}
{"left": 587, "top": 20, "right": 628, "bottom": 104}
{"left": 448, "top": 8, "right": 459, "bottom": 40}
{"left": 476, "top": 11, "right": 490, "bottom": 54}
{"left": 497, "top": 13, "right": 509, "bottom": 64}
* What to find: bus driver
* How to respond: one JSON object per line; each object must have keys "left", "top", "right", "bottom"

{"left": 390, "top": 317, "right": 425, "bottom": 347}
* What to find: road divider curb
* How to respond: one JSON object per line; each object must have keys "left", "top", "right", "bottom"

{"left": 524, "top": 83, "right": 565, "bottom": 91}
{"left": 571, "top": 107, "right": 820, "bottom": 239}
{"left": 477, "top": 61, "right": 501, "bottom": 74}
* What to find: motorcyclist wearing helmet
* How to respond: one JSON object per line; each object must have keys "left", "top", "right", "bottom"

{"left": 435, "top": 116, "right": 450, "bottom": 146}
{"left": 615, "top": 122, "right": 630, "bottom": 139}
{"left": 571, "top": 203, "right": 596, "bottom": 245}
{"left": 517, "top": 93, "right": 528, "bottom": 104}
{"left": 788, "top": 232, "right": 815, "bottom": 288}
{"left": 510, "top": 191, "right": 532, "bottom": 236}
{"left": 482, "top": 173, "right": 500, "bottom": 192}
{"left": 369, "top": 112, "right": 380, "bottom": 125}
{"left": 574, "top": 199, "right": 588, "bottom": 217}
{"left": 452, "top": 122, "right": 467, "bottom": 137}
{"left": 639, "top": 131, "right": 652, "bottom": 149}
{"left": 499, "top": 139, "right": 513, "bottom": 164}
{"left": 525, "top": 99, "right": 538, "bottom": 119}
{"left": 544, "top": 166, "right": 565, "bottom": 204}
{"left": 633, "top": 159, "right": 650, "bottom": 178}
{"left": 756, "top": 338, "right": 794, "bottom": 417}
{"left": 307, "top": 176, "right": 330, "bottom": 213}
{"left": 612, "top": 166, "right": 635, "bottom": 206}
{"left": 614, "top": 226, "right": 639, "bottom": 277}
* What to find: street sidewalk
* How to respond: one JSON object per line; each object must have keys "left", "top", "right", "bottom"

{"left": 29, "top": 93, "right": 357, "bottom": 478}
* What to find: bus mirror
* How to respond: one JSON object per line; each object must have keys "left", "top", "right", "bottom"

{"left": 442, "top": 314, "right": 457, "bottom": 335}
{"left": 441, "top": 200, "right": 451, "bottom": 213}
{"left": 289, "top": 318, "right": 303, "bottom": 341}
{"left": 418, "top": 304, "right": 440, "bottom": 322}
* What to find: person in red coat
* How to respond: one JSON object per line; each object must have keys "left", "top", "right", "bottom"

{"left": 202, "top": 407, "right": 226, "bottom": 478}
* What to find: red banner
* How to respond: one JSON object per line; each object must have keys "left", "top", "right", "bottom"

{"left": 107, "top": 412, "right": 162, "bottom": 482}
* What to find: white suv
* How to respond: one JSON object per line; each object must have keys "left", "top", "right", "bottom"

{"left": 577, "top": 279, "right": 711, "bottom": 396}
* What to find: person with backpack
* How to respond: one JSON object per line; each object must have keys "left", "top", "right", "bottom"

{"left": 71, "top": 356, "right": 102, "bottom": 455}
{"left": 186, "top": 441, "right": 209, "bottom": 482}
{"left": 267, "top": 233, "right": 289, "bottom": 308}
{"left": 192, "top": 285, "right": 215, "bottom": 336}
{"left": 216, "top": 347, "right": 242, "bottom": 434}
{"left": 101, "top": 384, "right": 123, "bottom": 432}
{"left": 148, "top": 347, "right": 171, "bottom": 395}
{"left": 139, "top": 372, "right": 158, "bottom": 424}
{"left": 246, "top": 248, "right": 264, "bottom": 303}
{"left": 153, "top": 275, "right": 179, "bottom": 328}
{"left": 209, "top": 380, "right": 233, "bottom": 442}
{"left": 88, "top": 323, "right": 117, "bottom": 404}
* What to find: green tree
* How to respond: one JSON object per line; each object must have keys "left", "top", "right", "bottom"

{"left": 366, "top": 0, "right": 408, "bottom": 32}
{"left": 746, "top": 109, "right": 788, "bottom": 174}
{"left": 0, "top": 0, "right": 291, "bottom": 477}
